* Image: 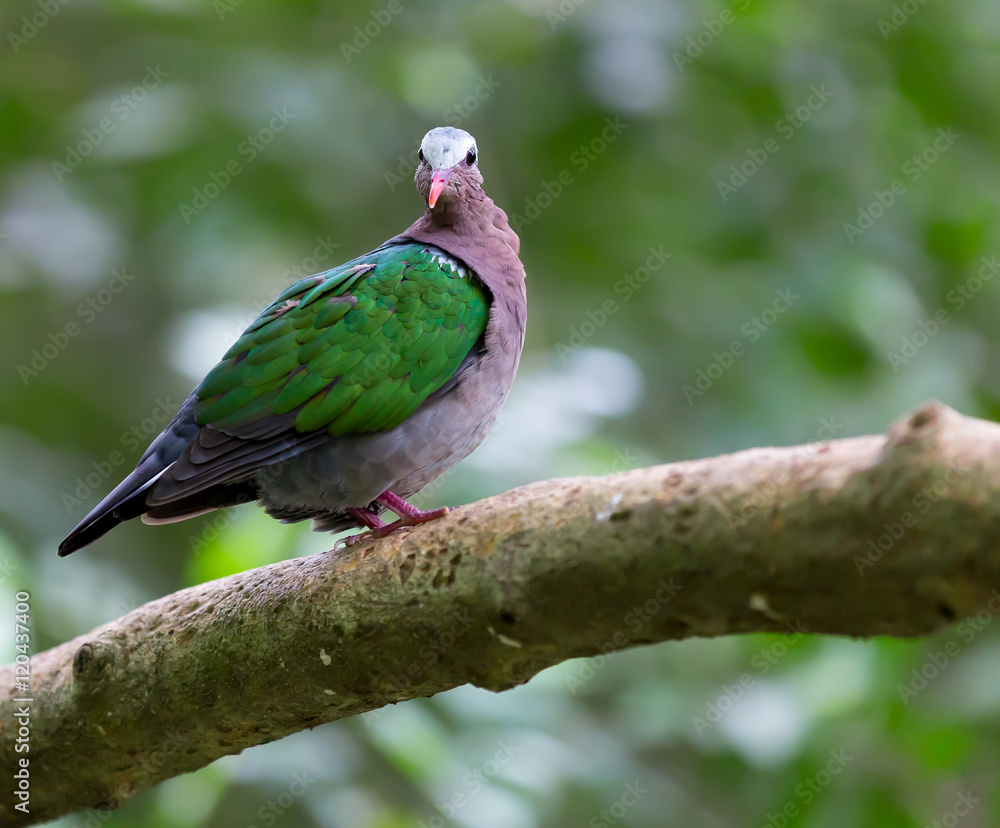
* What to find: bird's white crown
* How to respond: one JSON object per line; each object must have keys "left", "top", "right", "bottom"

{"left": 420, "top": 127, "right": 477, "bottom": 169}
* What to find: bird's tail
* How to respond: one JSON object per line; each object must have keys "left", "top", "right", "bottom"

{"left": 59, "top": 393, "right": 202, "bottom": 556}
{"left": 58, "top": 471, "right": 260, "bottom": 555}
{"left": 57, "top": 469, "right": 165, "bottom": 556}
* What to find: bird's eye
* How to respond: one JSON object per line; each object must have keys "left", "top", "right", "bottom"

{"left": 466, "top": 148, "right": 477, "bottom": 165}
{"left": 418, "top": 148, "right": 425, "bottom": 163}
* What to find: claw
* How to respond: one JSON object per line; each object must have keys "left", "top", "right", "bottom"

{"left": 334, "top": 530, "right": 372, "bottom": 551}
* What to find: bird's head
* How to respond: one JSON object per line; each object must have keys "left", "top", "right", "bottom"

{"left": 415, "top": 127, "right": 482, "bottom": 214}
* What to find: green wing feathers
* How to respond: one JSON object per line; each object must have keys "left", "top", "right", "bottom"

{"left": 194, "top": 244, "right": 489, "bottom": 437}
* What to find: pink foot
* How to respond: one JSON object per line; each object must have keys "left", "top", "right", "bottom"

{"left": 336, "top": 494, "right": 449, "bottom": 549}
{"left": 335, "top": 507, "right": 387, "bottom": 550}
{"left": 370, "top": 491, "right": 449, "bottom": 539}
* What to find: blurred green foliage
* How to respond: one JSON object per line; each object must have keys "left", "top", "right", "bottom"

{"left": 3, "top": 0, "right": 1000, "bottom": 826}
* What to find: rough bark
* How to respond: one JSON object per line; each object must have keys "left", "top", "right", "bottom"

{"left": 5, "top": 401, "right": 1000, "bottom": 826}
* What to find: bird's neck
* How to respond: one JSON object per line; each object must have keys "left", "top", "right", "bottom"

{"left": 425, "top": 184, "right": 487, "bottom": 227}
{"left": 426, "top": 198, "right": 463, "bottom": 227}
{"left": 417, "top": 189, "right": 520, "bottom": 256}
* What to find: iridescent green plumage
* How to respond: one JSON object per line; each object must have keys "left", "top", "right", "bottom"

{"left": 195, "top": 243, "right": 489, "bottom": 437}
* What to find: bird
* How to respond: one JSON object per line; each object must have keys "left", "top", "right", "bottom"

{"left": 58, "top": 126, "right": 527, "bottom": 556}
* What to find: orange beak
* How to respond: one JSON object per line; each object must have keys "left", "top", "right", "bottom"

{"left": 428, "top": 169, "right": 452, "bottom": 208}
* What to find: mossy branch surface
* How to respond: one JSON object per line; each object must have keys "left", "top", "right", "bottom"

{"left": 5, "top": 401, "right": 1000, "bottom": 825}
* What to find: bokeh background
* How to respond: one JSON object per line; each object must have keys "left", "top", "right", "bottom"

{"left": 3, "top": 0, "right": 1000, "bottom": 825}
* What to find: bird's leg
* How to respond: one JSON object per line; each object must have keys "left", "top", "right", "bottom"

{"left": 336, "top": 494, "right": 448, "bottom": 549}
{"left": 336, "top": 507, "right": 388, "bottom": 549}
{"left": 370, "top": 490, "right": 449, "bottom": 538}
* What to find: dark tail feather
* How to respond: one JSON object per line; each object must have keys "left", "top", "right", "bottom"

{"left": 57, "top": 472, "right": 161, "bottom": 556}
{"left": 58, "top": 394, "right": 211, "bottom": 556}
{"left": 59, "top": 475, "right": 259, "bottom": 556}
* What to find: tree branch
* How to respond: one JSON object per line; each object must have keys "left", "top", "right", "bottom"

{"left": 5, "top": 401, "right": 1000, "bottom": 825}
